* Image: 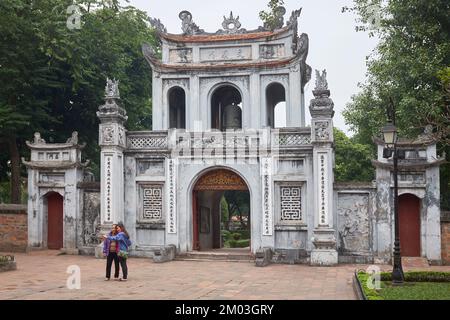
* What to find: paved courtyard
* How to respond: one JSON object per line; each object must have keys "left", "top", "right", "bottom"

{"left": 1, "top": 251, "right": 449, "bottom": 300}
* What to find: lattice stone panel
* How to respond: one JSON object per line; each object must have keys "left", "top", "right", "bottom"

{"left": 142, "top": 186, "right": 163, "bottom": 220}
{"left": 276, "top": 134, "right": 311, "bottom": 146}
{"left": 128, "top": 136, "right": 167, "bottom": 149}
{"left": 280, "top": 186, "right": 302, "bottom": 221}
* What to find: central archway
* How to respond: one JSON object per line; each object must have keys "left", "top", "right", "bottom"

{"left": 192, "top": 169, "right": 250, "bottom": 251}
{"left": 210, "top": 85, "right": 242, "bottom": 131}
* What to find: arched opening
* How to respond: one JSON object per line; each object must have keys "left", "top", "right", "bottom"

{"left": 211, "top": 85, "right": 242, "bottom": 131}
{"left": 169, "top": 86, "right": 186, "bottom": 129}
{"left": 266, "top": 83, "right": 286, "bottom": 128}
{"left": 192, "top": 169, "right": 250, "bottom": 252}
{"left": 45, "top": 192, "right": 64, "bottom": 249}
{"left": 399, "top": 193, "right": 421, "bottom": 256}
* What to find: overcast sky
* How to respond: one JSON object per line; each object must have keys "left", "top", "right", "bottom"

{"left": 126, "top": 0, "right": 379, "bottom": 134}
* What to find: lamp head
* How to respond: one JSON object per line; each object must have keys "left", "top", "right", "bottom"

{"left": 382, "top": 121, "right": 397, "bottom": 147}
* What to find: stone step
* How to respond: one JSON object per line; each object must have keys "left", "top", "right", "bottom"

{"left": 175, "top": 257, "right": 254, "bottom": 263}
{"left": 177, "top": 250, "right": 255, "bottom": 263}
{"left": 401, "top": 256, "right": 430, "bottom": 268}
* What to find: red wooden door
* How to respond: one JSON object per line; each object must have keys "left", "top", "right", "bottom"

{"left": 47, "top": 193, "right": 63, "bottom": 249}
{"left": 398, "top": 194, "right": 420, "bottom": 256}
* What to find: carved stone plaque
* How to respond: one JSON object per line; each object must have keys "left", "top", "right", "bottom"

{"left": 169, "top": 48, "right": 193, "bottom": 63}
{"left": 200, "top": 46, "right": 251, "bottom": 62}
{"left": 259, "top": 44, "right": 285, "bottom": 59}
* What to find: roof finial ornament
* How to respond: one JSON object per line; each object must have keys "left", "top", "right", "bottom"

{"left": 149, "top": 17, "right": 167, "bottom": 34}
{"left": 33, "top": 132, "right": 46, "bottom": 145}
{"left": 105, "top": 78, "right": 120, "bottom": 99}
{"left": 287, "top": 8, "right": 302, "bottom": 26}
{"left": 315, "top": 69, "right": 328, "bottom": 91}
{"left": 179, "top": 10, "right": 204, "bottom": 35}
{"left": 222, "top": 11, "right": 242, "bottom": 34}
{"left": 66, "top": 131, "right": 79, "bottom": 145}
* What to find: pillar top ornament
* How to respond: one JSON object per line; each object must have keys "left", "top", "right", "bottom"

{"left": 105, "top": 78, "right": 120, "bottom": 99}
{"left": 97, "top": 78, "right": 127, "bottom": 124}
{"left": 309, "top": 69, "right": 334, "bottom": 118}
{"left": 315, "top": 69, "right": 328, "bottom": 91}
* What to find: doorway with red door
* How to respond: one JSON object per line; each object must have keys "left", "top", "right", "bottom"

{"left": 398, "top": 193, "right": 421, "bottom": 257}
{"left": 45, "top": 192, "right": 64, "bottom": 250}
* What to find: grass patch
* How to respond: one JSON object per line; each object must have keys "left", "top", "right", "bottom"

{"left": 357, "top": 271, "right": 450, "bottom": 300}
{"left": 380, "top": 282, "right": 450, "bottom": 300}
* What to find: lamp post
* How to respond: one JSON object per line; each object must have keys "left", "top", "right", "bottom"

{"left": 382, "top": 102, "right": 405, "bottom": 284}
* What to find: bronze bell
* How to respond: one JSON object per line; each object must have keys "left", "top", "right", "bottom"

{"left": 222, "top": 104, "right": 242, "bottom": 130}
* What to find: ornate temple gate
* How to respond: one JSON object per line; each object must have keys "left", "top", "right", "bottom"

{"left": 192, "top": 169, "right": 249, "bottom": 250}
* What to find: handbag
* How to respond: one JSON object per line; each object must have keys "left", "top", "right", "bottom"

{"left": 118, "top": 250, "right": 128, "bottom": 259}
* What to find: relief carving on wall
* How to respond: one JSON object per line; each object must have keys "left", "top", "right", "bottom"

{"left": 199, "top": 76, "right": 249, "bottom": 92}
{"left": 169, "top": 49, "right": 193, "bottom": 63}
{"left": 337, "top": 194, "right": 370, "bottom": 253}
{"left": 102, "top": 126, "right": 115, "bottom": 144}
{"left": 194, "top": 169, "right": 248, "bottom": 191}
{"left": 82, "top": 192, "right": 101, "bottom": 246}
{"left": 261, "top": 74, "right": 288, "bottom": 87}
{"left": 259, "top": 44, "right": 285, "bottom": 59}
{"left": 314, "top": 121, "right": 330, "bottom": 141}
{"left": 163, "top": 78, "right": 190, "bottom": 91}
{"left": 118, "top": 127, "right": 125, "bottom": 146}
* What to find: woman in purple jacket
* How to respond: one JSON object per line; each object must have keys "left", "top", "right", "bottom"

{"left": 103, "top": 224, "right": 119, "bottom": 281}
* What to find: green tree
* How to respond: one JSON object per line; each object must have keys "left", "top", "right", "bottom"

{"left": 220, "top": 195, "right": 229, "bottom": 224}
{"left": 334, "top": 128, "right": 375, "bottom": 182}
{"left": 259, "top": 0, "right": 285, "bottom": 30}
{"left": 0, "top": 0, "right": 157, "bottom": 202}
{"left": 343, "top": 0, "right": 450, "bottom": 207}
{"left": 224, "top": 191, "right": 250, "bottom": 229}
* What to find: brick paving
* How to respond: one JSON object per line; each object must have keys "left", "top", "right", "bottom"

{"left": 1, "top": 250, "right": 449, "bottom": 300}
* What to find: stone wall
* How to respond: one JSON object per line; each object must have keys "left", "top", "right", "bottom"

{"left": 0, "top": 205, "right": 28, "bottom": 252}
{"left": 334, "top": 183, "right": 376, "bottom": 264}
{"left": 441, "top": 211, "right": 450, "bottom": 265}
{"left": 77, "top": 182, "right": 101, "bottom": 255}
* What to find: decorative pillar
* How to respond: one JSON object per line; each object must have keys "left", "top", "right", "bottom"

{"left": 309, "top": 70, "right": 338, "bottom": 266}
{"left": 97, "top": 79, "right": 127, "bottom": 232}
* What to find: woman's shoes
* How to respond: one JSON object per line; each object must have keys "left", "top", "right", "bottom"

{"left": 104, "top": 278, "right": 110, "bottom": 281}
{"left": 119, "top": 278, "right": 127, "bottom": 281}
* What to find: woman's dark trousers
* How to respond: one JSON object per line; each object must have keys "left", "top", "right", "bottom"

{"left": 119, "top": 257, "right": 128, "bottom": 279}
{"left": 106, "top": 252, "right": 119, "bottom": 279}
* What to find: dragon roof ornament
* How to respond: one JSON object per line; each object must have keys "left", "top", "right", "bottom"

{"left": 179, "top": 10, "right": 204, "bottom": 35}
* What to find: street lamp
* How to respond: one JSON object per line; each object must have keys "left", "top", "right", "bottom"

{"left": 382, "top": 103, "right": 405, "bottom": 284}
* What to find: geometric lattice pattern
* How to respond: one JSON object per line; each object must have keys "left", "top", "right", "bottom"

{"left": 128, "top": 136, "right": 167, "bottom": 149}
{"left": 276, "top": 133, "right": 311, "bottom": 146}
{"left": 280, "top": 186, "right": 302, "bottom": 221}
{"left": 143, "top": 186, "right": 163, "bottom": 220}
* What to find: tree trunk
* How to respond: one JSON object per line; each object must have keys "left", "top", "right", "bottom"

{"left": 8, "top": 135, "right": 21, "bottom": 204}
